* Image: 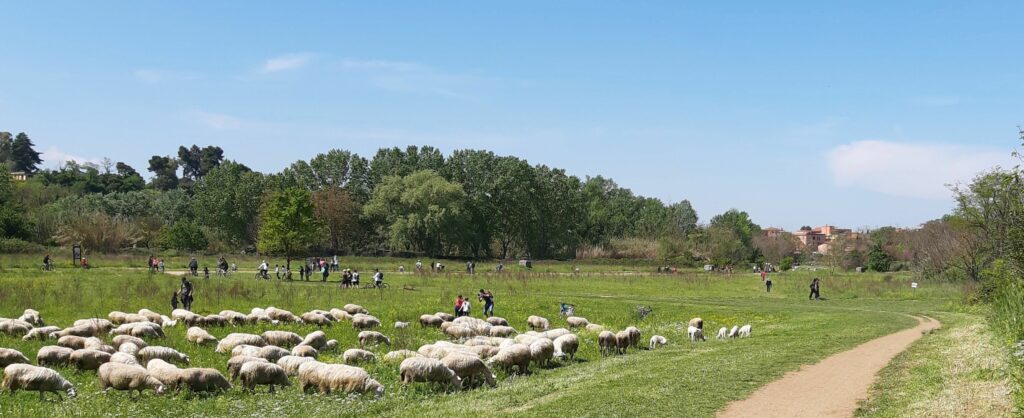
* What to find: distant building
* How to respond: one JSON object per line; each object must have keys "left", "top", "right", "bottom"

{"left": 9, "top": 171, "right": 27, "bottom": 182}
{"left": 793, "top": 225, "right": 852, "bottom": 251}
{"left": 762, "top": 227, "right": 785, "bottom": 239}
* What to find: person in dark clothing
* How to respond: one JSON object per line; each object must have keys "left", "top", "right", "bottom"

{"left": 170, "top": 291, "right": 179, "bottom": 311}
{"left": 765, "top": 275, "right": 773, "bottom": 293}
{"left": 809, "top": 278, "right": 821, "bottom": 300}
{"left": 180, "top": 277, "right": 194, "bottom": 311}
{"left": 321, "top": 264, "right": 329, "bottom": 282}
{"left": 478, "top": 289, "right": 494, "bottom": 316}
{"left": 203, "top": 266, "right": 209, "bottom": 279}
{"left": 188, "top": 257, "right": 199, "bottom": 276}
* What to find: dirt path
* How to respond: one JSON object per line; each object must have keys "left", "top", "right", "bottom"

{"left": 717, "top": 316, "right": 941, "bottom": 418}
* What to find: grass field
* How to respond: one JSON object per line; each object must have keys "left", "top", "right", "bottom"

{"left": 0, "top": 261, "right": 971, "bottom": 417}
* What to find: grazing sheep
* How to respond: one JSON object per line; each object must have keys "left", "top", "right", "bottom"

{"left": 527, "top": 315, "right": 550, "bottom": 331}
{"left": 178, "top": 368, "right": 232, "bottom": 393}
{"left": 343, "top": 304, "right": 369, "bottom": 315}
{"left": 227, "top": 356, "right": 268, "bottom": 381}
{"left": 328, "top": 309, "right": 352, "bottom": 322}
{"left": 729, "top": 325, "right": 740, "bottom": 339}
{"left": 585, "top": 323, "right": 606, "bottom": 333}
{"left": 36, "top": 346, "right": 73, "bottom": 367}
{"left": 453, "top": 316, "right": 493, "bottom": 334}
{"left": 276, "top": 355, "right": 315, "bottom": 376}
{"left": 108, "top": 311, "right": 128, "bottom": 325}
{"left": 137, "top": 346, "right": 189, "bottom": 365}
{"left": 351, "top": 314, "right": 382, "bottom": 330}
{"left": 419, "top": 314, "right": 444, "bottom": 328}
{"left": 300, "top": 331, "right": 327, "bottom": 350}
{"left": 358, "top": 331, "right": 391, "bottom": 347}
{"left": 58, "top": 335, "right": 88, "bottom": 350}
{"left": 265, "top": 307, "right": 300, "bottom": 323}
{"left": 553, "top": 334, "right": 580, "bottom": 362}
{"left": 738, "top": 324, "right": 752, "bottom": 338}
{"left": 343, "top": 349, "right": 376, "bottom": 364}
{"left": 323, "top": 339, "right": 338, "bottom": 352}
{"left": 146, "top": 359, "right": 182, "bottom": 389}
{"left": 112, "top": 335, "right": 148, "bottom": 351}
{"left": 75, "top": 318, "right": 113, "bottom": 333}
{"left": 23, "top": 326, "right": 61, "bottom": 341}
{"left": 291, "top": 345, "right": 318, "bottom": 358}
{"left": 542, "top": 328, "right": 572, "bottom": 340}
{"left": 257, "top": 346, "right": 291, "bottom": 362}
{"left": 689, "top": 317, "right": 704, "bottom": 330}
{"left": 118, "top": 343, "right": 140, "bottom": 356}
{"left": 442, "top": 353, "right": 496, "bottom": 388}
{"left": 649, "top": 335, "right": 668, "bottom": 350}
{"left": 530, "top": 338, "right": 555, "bottom": 367}
{"left": 124, "top": 313, "right": 151, "bottom": 324}
{"left": 261, "top": 331, "right": 303, "bottom": 348}
{"left": 445, "top": 325, "right": 476, "bottom": 341}
{"left": 486, "top": 344, "right": 531, "bottom": 374}
{"left": 218, "top": 310, "right": 248, "bottom": 325}
{"left": 216, "top": 333, "right": 266, "bottom": 353}
{"left": 238, "top": 362, "right": 291, "bottom": 393}
{"left": 231, "top": 345, "right": 263, "bottom": 358}
{"left": 514, "top": 333, "right": 541, "bottom": 346}
{"left": 300, "top": 312, "right": 333, "bottom": 327}
{"left": 300, "top": 363, "right": 384, "bottom": 397}
{"left": 716, "top": 327, "right": 729, "bottom": 340}
{"left": 110, "top": 322, "right": 165, "bottom": 339}
{"left": 614, "top": 331, "right": 631, "bottom": 354}
{"left": 97, "top": 362, "right": 165, "bottom": 397}
{"left": 439, "top": 321, "right": 455, "bottom": 333}
{"left": 485, "top": 316, "right": 509, "bottom": 326}
{"left": 200, "top": 314, "right": 228, "bottom": 328}
{"left": 394, "top": 321, "right": 409, "bottom": 329}
{"left": 51, "top": 324, "right": 98, "bottom": 338}
{"left": 110, "top": 352, "right": 141, "bottom": 367}
{"left": 489, "top": 325, "right": 517, "bottom": 338}
{"left": 1, "top": 364, "right": 76, "bottom": 400}
{"left": 566, "top": 316, "right": 589, "bottom": 328}
{"left": 383, "top": 350, "right": 422, "bottom": 364}
{"left": 625, "top": 326, "right": 642, "bottom": 348}
{"left": 435, "top": 312, "right": 455, "bottom": 322}
{"left": 0, "top": 348, "right": 30, "bottom": 367}
{"left": 138, "top": 309, "right": 163, "bottom": 324}
{"left": 399, "top": 357, "right": 462, "bottom": 389}
{"left": 688, "top": 326, "right": 705, "bottom": 342}
{"left": 70, "top": 349, "right": 111, "bottom": 371}
{"left": 186, "top": 327, "right": 218, "bottom": 345}
{"left": 18, "top": 309, "right": 44, "bottom": 326}
{"left": 160, "top": 315, "right": 177, "bottom": 328}
{"left": 467, "top": 345, "right": 500, "bottom": 359}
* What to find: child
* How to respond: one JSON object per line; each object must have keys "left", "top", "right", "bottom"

{"left": 203, "top": 266, "right": 209, "bottom": 279}
{"left": 455, "top": 295, "right": 464, "bottom": 317}
{"left": 171, "top": 291, "right": 179, "bottom": 310}
{"left": 461, "top": 298, "right": 471, "bottom": 317}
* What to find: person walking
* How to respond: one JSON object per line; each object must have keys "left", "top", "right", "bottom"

{"left": 321, "top": 263, "right": 330, "bottom": 282}
{"left": 478, "top": 289, "right": 494, "bottom": 316}
{"left": 180, "top": 277, "right": 194, "bottom": 311}
{"left": 188, "top": 257, "right": 198, "bottom": 276}
{"left": 351, "top": 270, "right": 360, "bottom": 287}
{"left": 454, "top": 295, "right": 465, "bottom": 318}
{"left": 461, "top": 298, "right": 471, "bottom": 317}
{"left": 765, "top": 275, "right": 773, "bottom": 293}
{"left": 809, "top": 278, "right": 821, "bottom": 300}
{"left": 275, "top": 264, "right": 280, "bottom": 280}
{"left": 170, "top": 290, "right": 179, "bottom": 311}
{"left": 373, "top": 269, "right": 383, "bottom": 288}
{"left": 203, "top": 266, "right": 209, "bottom": 279}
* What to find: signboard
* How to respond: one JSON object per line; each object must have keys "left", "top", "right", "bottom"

{"left": 911, "top": 282, "right": 918, "bottom": 289}
{"left": 72, "top": 245, "right": 82, "bottom": 265}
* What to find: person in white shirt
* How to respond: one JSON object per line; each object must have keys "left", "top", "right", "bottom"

{"left": 373, "top": 269, "right": 384, "bottom": 288}
{"left": 258, "top": 260, "right": 268, "bottom": 279}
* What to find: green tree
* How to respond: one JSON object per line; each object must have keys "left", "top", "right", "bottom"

{"left": 279, "top": 149, "right": 371, "bottom": 203}
{"left": 364, "top": 170, "right": 468, "bottom": 256}
{"left": 0, "top": 162, "right": 32, "bottom": 240}
{"left": 867, "top": 242, "right": 891, "bottom": 272}
{"left": 10, "top": 132, "right": 42, "bottom": 174}
{"left": 258, "top": 188, "right": 319, "bottom": 268}
{"left": 666, "top": 200, "right": 699, "bottom": 237}
{"left": 368, "top": 145, "right": 445, "bottom": 187}
{"left": 709, "top": 209, "right": 761, "bottom": 247}
{"left": 147, "top": 155, "right": 179, "bottom": 190}
{"left": 192, "top": 161, "right": 266, "bottom": 246}
{"left": 0, "top": 132, "right": 12, "bottom": 164}
{"left": 312, "top": 187, "right": 361, "bottom": 253}
{"left": 177, "top": 145, "right": 224, "bottom": 184}
{"left": 159, "top": 221, "right": 208, "bottom": 252}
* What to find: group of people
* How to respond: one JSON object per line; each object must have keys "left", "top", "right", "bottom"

{"left": 145, "top": 256, "right": 166, "bottom": 273}
{"left": 171, "top": 276, "right": 194, "bottom": 311}
{"left": 758, "top": 269, "right": 823, "bottom": 300}
{"left": 453, "top": 289, "right": 495, "bottom": 318}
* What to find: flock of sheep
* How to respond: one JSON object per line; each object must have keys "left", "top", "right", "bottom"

{"left": 0, "top": 305, "right": 754, "bottom": 401}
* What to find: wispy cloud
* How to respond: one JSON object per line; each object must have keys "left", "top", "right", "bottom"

{"left": 133, "top": 69, "right": 199, "bottom": 83}
{"left": 187, "top": 110, "right": 243, "bottom": 130}
{"left": 41, "top": 146, "right": 102, "bottom": 169}
{"left": 261, "top": 53, "right": 314, "bottom": 73}
{"left": 826, "top": 140, "right": 1010, "bottom": 199}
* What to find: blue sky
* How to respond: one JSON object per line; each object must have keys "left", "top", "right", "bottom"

{"left": 1, "top": 1, "right": 1021, "bottom": 230}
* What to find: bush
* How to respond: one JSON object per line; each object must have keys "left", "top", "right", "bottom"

{"left": 159, "top": 221, "right": 208, "bottom": 252}
{"left": 0, "top": 238, "right": 46, "bottom": 253}
{"left": 779, "top": 256, "right": 794, "bottom": 271}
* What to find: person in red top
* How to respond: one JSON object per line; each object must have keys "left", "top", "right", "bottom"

{"left": 454, "top": 295, "right": 465, "bottom": 317}
{"left": 761, "top": 269, "right": 767, "bottom": 281}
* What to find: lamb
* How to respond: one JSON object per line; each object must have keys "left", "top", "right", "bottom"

{"left": 352, "top": 314, "right": 382, "bottom": 330}
{"left": 729, "top": 325, "right": 740, "bottom": 338}
{"left": 358, "top": 331, "right": 391, "bottom": 347}
{"left": 649, "top": 335, "right": 668, "bottom": 350}
{"left": 716, "top": 327, "right": 729, "bottom": 340}
{"left": 566, "top": 316, "right": 589, "bottom": 328}
{"left": 394, "top": 321, "right": 409, "bottom": 329}
{"left": 688, "top": 325, "right": 705, "bottom": 342}
{"left": 1, "top": 364, "right": 76, "bottom": 400}
{"left": 435, "top": 312, "right": 455, "bottom": 322}
{"left": 300, "top": 362, "right": 384, "bottom": 397}
{"left": 0, "top": 348, "right": 30, "bottom": 367}
{"left": 625, "top": 326, "right": 642, "bottom": 348}
{"left": 110, "top": 352, "right": 141, "bottom": 367}
{"left": 585, "top": 324, "right": 606, "bottom": 333}
{"left": 23, "top": 326, "right": 61, "bottom": 341}
{"left": 553, "top": 334, "right": 579, "bottom": 362}
{"left": 299, "top": 331, "right": 327, "bottom": 350}
{"left": 231, "top": 345, "right": 262, "bottom": 358}
{"left": 228, "top": 356, "right": 269, "bottom": 380}
{"left": 382, "top": 350, "right": 422, "bottom": 364}
{"left": 160, "top": 315, "right": 177, "bottom": 328}
{"left": 18, "top": 309, "right": 44, "bottom": 326}
{"left": 146, "top": 359, "right": 182, "bottom": 389}
{"left": 442, "top": 353, "right": 496, "bottom": 388}
{"left": 300, "top": 312, "right": 333, "bottom": 327}
{"left": 36, "top": 346, "right": 74, "bottom": 367}
{"left": 738, "top": 324, "right": 752, "bottom": 338}
{"left": 614, "top": 330, "right": 631, "bottom": 354}
{"left": 97, "top": 362, "right": 165, "bottom": 397}
{"left": 276, "top": 355, "right": 315, "bottom": 376}
{"left": 112, "top": 335, "right": 148, "bottom": 351}
{"left": 177, "top": 368, "right": 232, "bottom": 393}
{"left": 489, "top": 326, "right": 517, "bottom": 338}
{"left": 399, "top": 357, "right": 462, "bottom": 389}
{"left": 343, "top": 348, "right": 376, "bottom": 364}
{"left": 688, "top": 317, "right": 704, "bottom": 330}
{"left": 70, "top": 349, "right": 111, "bottom": 371}
{"left": 137, "top": 346, "right": 189, "bottom": 365}
{"left": 485, "top": 316, "right": 509, "bottom": 326}
{"left": 343, "top": 304, "right": 369, "bottom": 315}
{"left": 216, "top": 333, "right": 266, "bottom": 353}
{"left": 186, "top": 327, "right": 218, "bottom": 345}
{"left": 329, "top": 308, "right": 352, "bottom": 322}
{"left": 238, "top": 362, "right": 291, "bottom": 393}
{"left": 261, "top": 331, "right": 303, "bottom": 348}
{"left": 291, "top": 345, "right": 319, "bottom": 358}
{"left": 486, "top": 344, "right": 531, "bottom": 374}
{"left": 137, "top": 309, "right": 163, "bottom": 324}
{"left": 257, "top": 346, "right": 291, "bottom": 362}
{"left": 527, "top": 315, "right": 550, "bottom": 331}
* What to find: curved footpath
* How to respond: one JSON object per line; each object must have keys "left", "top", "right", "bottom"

{"left": 717, "top": 316, "right": 941, "bottom": 418}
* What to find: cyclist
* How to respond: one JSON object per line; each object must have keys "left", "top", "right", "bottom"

{"left": 43, "top": 253, "right": 52, "bottom": 271}
{"left": 257, "top": 260, "right": 269, "bottom": 280}
{"left": 373, "top": 269, "right": 384, "bottom": 288}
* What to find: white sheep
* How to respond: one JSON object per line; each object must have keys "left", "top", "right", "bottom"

{"left": 292, "top": 345, "right": 319, "bottom": 358}
{"left": 36, "top": 346, "right": 73, "bottom": 367}
{"left": 110, "top": 352, "right": 141, "bottom": 367}
{"left": 146, "top": 359, "right": 182, "bottom": 390}
{"left": 18, "top": 309, "right": 44, "bottom": 326}
{"left": 689, "top": 317, "right": 704, "bottom": 330}
{"left": 227, "top": 356, "right": 268, "bottom": 381}
{"left": 218, "top": 310, "right": 248, "bottom": 325}
{"left": 343, "top": 348, "right": 376, "bottom": 364}
{"left": 323, "top": 339, "right": 339, "bottom": 352}
{"left": 276, "top": 355, "right": 315, "bottom": 376}
{"left": 566, "top": 316, "right": 589, "bottom": 328}
{"left": 57, "top": 335, "right": 88, "bottom": 349}
{"left": 112, "top": 335, "right": 148, "bottom": 351}
{"left": 399, "top": 357, "right": 462, "bottom": 389}
{"left": 300, "top": 362, "right": 384, "bottom": 397}
{"left": 485, "top": 316, "right": 509, "bottom": 326}
{"left": 137, "top": 309, "right": 163, "bottom": 324}
{"left": 261, "top": 330, "right": 303, "bottom": 348}
{"left": 442, "top": 353, "right": 496, "bottom": 388}
{"left": 445, "top": 325, "right": 476, "bottom": 341}
{"left": 300, "top": 312, "right": 333, "bottom": 328}
{"left": 199, "top": 314, "right": 228, "bottom": 327}
{"left": 394, "top": 321, "right": 409, "bottom": 329}
{"left": 716, "top": 327, "right": 729, "bottom": 340}
{"left": 186, "top": 327, "right": 218, "bottom": 345}
{"left": 0, "top": 348, "right": 30, "bottom": 367}
{"left": 343, "top": 304, "right": 369, "bottom": 315}
{"left": 486, "top": 344, "right": 531, "bottom": 374}
{"left": 729, "top": 325, "right": 740, "bottom": 339}
{"left": 435, "top": 312, "right": 455, "bottom": 322}
{"left": 177, "top": 368, "right": 233, "bottom": 393}
{"left": 625, "top": 326, "right": 642, "bottom": 348}
{"left": 553, "top": 334, "right": 580, "bottom": 362}
{"left": 738, "top": 324, "right": 752, "bottom": 338}
{"left": 688, "top": 326, "right": 705, "bottom": 342}
{"left": 382, "top": 350, "right": 422, "bottom": 364}
{"left": 238, "top": 362, "right": 291, "bottom": 393}
{"left": 216, "top": 333, "right": 266, "bottom": 353}
{"left": 489, "top": 326, "right": 517, "bottom": 338}
{"left": 468, "top": 345, "right": 500, "bottom": 359}
{"left": 108, "top": 311, "right": 129, "bottom": 325}
{"left": 358, "top": 331, "right": 391, "bottom": 347}
{"left": 529, "top": 338, "right": 555, "bottom": 367}
{"left": 527, "top": 315, "right": 550, "bottom": 331}
{"left": 137, "top": 346, "right": 189, "bottom": 365}
{"left": 231, "top": 345, "right": 262, "bottom": 358}
{"left": 352, "top": 314, "right": 382, "bottom": 330}
{"left": 419, "top": 314, "right": 444, "bottom": 328}
{"left": 74, "top": 318, "right": 113, "bottom": 333}
{"left": 649, "top": 335, "right": 667, "bottom": 350}
{"left": 300, "top": 330, "right": 327, "bottom": 350}
{"left": 97, "top": 362, "right": 165, "bottom": 397}
{"left": 0, "top": 319, "right": 31, "bottom": 337}
{"left": 257, "top": 346, "right": 291, "bottom": 362}
{"left": 23, "top": 326, "right": 61, "bottom": 341}
{"left": 118, "top": 343, "right": 140, "bottom": 355}
{"left": 329, "top": 309, "right": 352, "bottom": 322}
{"left": 585, "top": 323, "right": 605, "bottom": 333}
{"left": 265, "top": 307, "right": 300, "bottom": 323}
{"left": 1, "top": 364, "right": 76, "bottom": 400}
{"left": 70, "top": 349, "right": 112, "bottom": 371}
{"left": 614, "top": 331, "right": 631, "bottom": 354}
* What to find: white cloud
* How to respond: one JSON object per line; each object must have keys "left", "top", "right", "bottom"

{"left": 188, "top": 110, "right": 242, "bottom": 130}
{"left": 261, "top": 53, "right": 314, "bottom": 73}
{"left": 826, "top": 140, "right": 1011, "bottom": 199}
{"left": 41, "top": 146, "right": 102, "bottom": 169}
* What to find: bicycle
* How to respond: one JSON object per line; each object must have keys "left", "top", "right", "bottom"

{"left": 254, "top": 271, "right": 269, "bottom": 280}
{"left": 41, "top": 263, "right": 56, "bottom": 272}
{"left": 363, "top": 282, "right": 389, "bottom": 289}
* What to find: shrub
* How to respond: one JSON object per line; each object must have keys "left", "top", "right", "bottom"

{"left": 779, "top": 256, "right": 794, "bottom": 271}
{"left": 0, "top": 238, "right": 46, "bottom": 253}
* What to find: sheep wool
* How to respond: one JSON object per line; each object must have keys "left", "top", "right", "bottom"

{"left": 292, "top": 345, "right": 319, "bottom": 359}
{"left": 614, "top": 331, "right": 631, "bottom": 354}
{"left": 485, "top": 316, "right": 509, "bottom": 326}
{"left": 186, "top": 327, "right": 218, "bottom": 345}
{"left": 566, "top": 316, "right": 590, "bottom": 328}
{"left": 276, "top": 355, "right": 316, "bottom": 376}
{"left": 1, "top": 364, "right": 77, "bottom": 400}
{"left": 649, "top": 335, "right": 668, "bottom": 350}
{"left": 300, "top": 331, "right": 327, "bottom": 350}
{"left": 382, "top": 350, "right": 422, "bottom": 364}
{"left": 257, "top": 345, "right": 291, "bottom": 363}
{"left": 358, "top": 331, "right": 391, "bottom": 347}
{"left": 343, "top": 348, "right": 376, "bottom": 364}
{"left": 178, "top": 368, "right": 232, "bottom": 393}
{"left": 343, "top": 304, "right": 369, "bottom": 315}
{"left": 688, "top": 326, "right": 705, "bottom": 342}
{"left": 399, "top": 357, "right": 461, "bottom": 388}
{"left": 36, "top": 346, "right": 74, "bottom": 367}
{"left": 261, "top": 331, "right": 303, "bottom": 348}
{"left": 97, "top": 362, "right": 165, "bottom": 396}
{"left": 486, "top": 344, "right": 531, "bottom": 374}
{"left": 553, "top": 334, "right": 580, "bottom": 362}
{"left": 110, "top": 352, "right": 141, "bottom": 367}
{"left": 228, "top": 356, "right": 269, "bottom": 380}
{"left": 238, "top": 362, "right": 291, "bottom": 393}
{"left": 527, "top": 315, "right": 550, "bottom": 331}
{"left": 137, "top": 346, "right": 189, "bottom": 365}
{"left": 529, "top": 339, "right": 555, "bottom": 366}
{"left": 23, "top": 326, "right": 61, "bottom": 341}
{"left": 216, "top": 333, "right": 266, "bottom": 353}
{"left": 738, "top": 324, "right": 752, "bottom": 338}
{"left": 716, "top": 327, "right": 729, "bottom": 340}
{"left": 70, "top": 349, "right": 112, "bottom": 371}
{"left": 442, "top": 353, "right": 496, "bottom": 388}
